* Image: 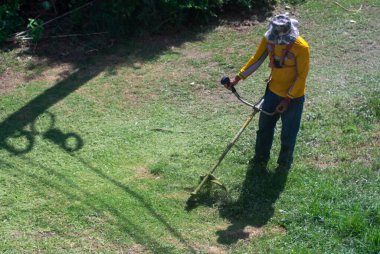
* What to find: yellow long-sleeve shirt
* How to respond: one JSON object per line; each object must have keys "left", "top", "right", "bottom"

{"left": 238, "top": 36, "right": 310, "bottom": 99}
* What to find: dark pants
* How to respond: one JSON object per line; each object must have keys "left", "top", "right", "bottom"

{"left": 254, "top": 90, "right": 305, "bottom": 168}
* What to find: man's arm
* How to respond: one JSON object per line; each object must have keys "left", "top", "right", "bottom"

{"left": 238, "top": 37, "right": 269, "bottom": 80}
{"left": 287, "top": 42, "right": 310, "bottom": 98}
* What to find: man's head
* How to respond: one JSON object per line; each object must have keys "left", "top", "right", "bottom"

{"left": 265, "top": 14, "right": 299, "bottom": 45}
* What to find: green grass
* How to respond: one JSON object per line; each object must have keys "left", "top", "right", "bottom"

{"left": 0, "top": 0, "right": 379, "bottom": 253}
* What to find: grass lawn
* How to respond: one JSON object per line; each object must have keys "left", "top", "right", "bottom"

{"left": 0, "top": 0, "right": 379, "bottom": 253}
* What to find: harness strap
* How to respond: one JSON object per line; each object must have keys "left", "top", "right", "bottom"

{"left": 266, "top": 42, "right": 297, "bottom": 91}
{"left": 268, "top": 43, "right": 275, "bottom": 68}
{"left": 267, "top": 42, "right": 295, "bottom": 69}
{"left": 280, "top": 42, "right": 295, "bottom": 66}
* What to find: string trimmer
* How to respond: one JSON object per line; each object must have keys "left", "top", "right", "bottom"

{"left": 188, "top": 77, "right": 275, "bottom": 201}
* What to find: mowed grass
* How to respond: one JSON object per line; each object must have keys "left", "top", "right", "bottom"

{"left": 0, "top": 0, "right": 379, "bottom": 253}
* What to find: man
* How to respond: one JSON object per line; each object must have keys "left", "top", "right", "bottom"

{"left": 226, "top": 14, "right": 310, "bottom": 170}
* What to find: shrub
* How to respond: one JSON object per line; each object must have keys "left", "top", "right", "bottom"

{"left": 0, "top": 0, "right": 306, "bottom": 45}
{"left": 0, "top": 0, "right": 24, "bottom": 44}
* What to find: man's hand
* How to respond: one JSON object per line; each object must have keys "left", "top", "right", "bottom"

{"left": 224, "top": 75, "right": 241, "bottom": 90}
{"left": 276, "top": 98, "right": 291, "bottom": 113}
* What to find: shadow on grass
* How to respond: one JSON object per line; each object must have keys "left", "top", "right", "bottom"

{"left": 185, "top": 161, "right": 288, "bottom": 245}
{"left": 74, "top": 155, "right": 197, "bottom": 253}
{"left": 0, "top": 0, "right": 276, "bottom": 156}
{"left": 0, "top": 29, "right": 211, "bottom": 156}
{"left": 0, "top": 6, "right": 275, "bottom": 251}
{"left": 0, "top": 25, "right": 223, "bottom": 254}
{"left": 0, "top": 72, "right": 88, "bottom": 155}
{"left": 0, "top": 155, "right": 197, "bottom": 253}
{"left": 216, "top": 162, "right": 288, "bottom": 244}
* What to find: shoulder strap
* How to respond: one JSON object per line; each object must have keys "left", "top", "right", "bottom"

{"left": 280, "top": 42, "right": 295, "bottom": 66}
{"left": 267, "top": 42, "right": 296, "bottom": 69}
{"left": 267, "top": 43, "right": 275, "bottom": 68}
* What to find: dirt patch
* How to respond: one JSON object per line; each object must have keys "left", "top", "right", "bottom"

{"left": 217, "top": 224, "right": 287, "bottom": 245}
{"left": 9, "top": 228, "right": 151, "bottom": 253}
{"left": 218, "top": 4, "right": 296, "bottom": 32}
{"left": 193, "top": 243, "right": 227, "bottom": 254}
{"left": 163, "top": 191, "right": 189, "bottom": 201}
{"left": 244, "top": 226, "right": 266, "bottom": 239}
{"left": 33, "top": 230, "right": 56, "bottom": 239}
{"left": 207, "top": 246, "right": 226, "bottom": 254}
{"left": 64, "top": 228, "right": 147, "bottom": 253}
{"left": 0, "top": 64, "right": 28, "bottom": 95}
{"left": 313, "top": 159, "right": 339, "bottom": 171}
{"left": 0, "top": 57, "right": 76, "bottom": 96}
{"left": 0, "top": 37, "right": 112, "bottom": 96}
{"left": 216, "top": 225, "right": 263, "bottom": 244}
{"left": 124, "top": 244, "right": 150, "bottom": 254}
{"left": 10, "top": 229, "right": 56, "bottom": 240}
{"left": 221, "top": 226, "right": 265, "bottom": 241}
{"left": 132, "top": 166, "right": 157, "bottom": 180}
{"left": 10, "top": 230, "right": 25, "bottom": 239}
{"left": 229, "top": 20, "right": 262, "bottom": 32}
{"left": 34, "top": 61, "right": 76, "bottom": 83}
{"left": 182, "top": 50, "right": 213, "bottom": 60}
{"left": 268, "top": 225, "right": 287, "bottom": 235}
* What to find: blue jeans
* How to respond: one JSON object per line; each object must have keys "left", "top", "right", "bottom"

{"left": 254, "top": 90, "right": 305, "bottom": 168}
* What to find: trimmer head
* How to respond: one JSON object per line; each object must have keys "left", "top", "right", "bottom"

{"left": 186, "top": 174, "right": 228, "bottom": 210}
{"left": 190, "top": 174, "right": 226, "bottom": 197}
{"left": 203, "top": 174, "right": 227, "bottom": 191}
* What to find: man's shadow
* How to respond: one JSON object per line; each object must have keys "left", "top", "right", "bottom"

{"left": 216, "top": 162, "right": 289, "bottom": 244}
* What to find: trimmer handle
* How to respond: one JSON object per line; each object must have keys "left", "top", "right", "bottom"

{"left": 220, "top": 76, "right": 236, "bottom": 93}
{"left": 220, "top": 76, "right": 230, "bottom": 85}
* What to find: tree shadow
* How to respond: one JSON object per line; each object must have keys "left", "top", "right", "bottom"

{"left": 216, "top": 162, "right": 289, "bottom": 244}
{"left": 0, "top": 24, "right": 229, "bottom": 253}
{"left": 0, "top": 28, "right": 211, "bottom": 155}
{"left": 0, "top": 8, "right": 276, "bottom": 251}
{"left": 0, "top": 2, "right": 275, "bottom": 154}
{"left": 0, "top": 79, "right": 86, "bottom": 155}
{"left": 0, "top": 155, "right": 196, "bottom": 253}
{"left": 74, "top": 155, "right": 197, "bottom": 253}
{"left": 0, "top": 30, "right": 216, "bottom": 251}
